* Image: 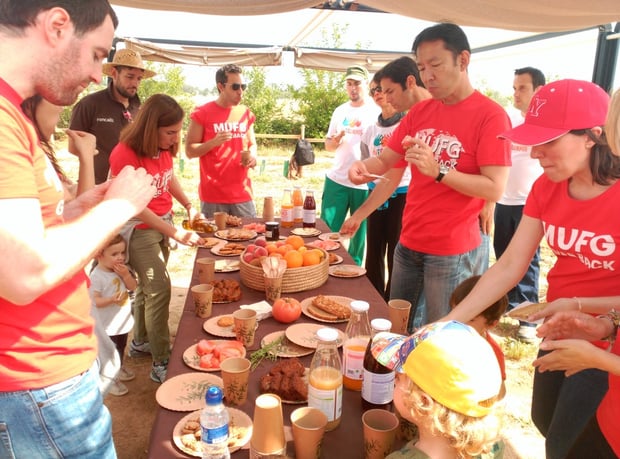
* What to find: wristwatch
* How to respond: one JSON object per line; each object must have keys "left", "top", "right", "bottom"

{"left": 435, "top": 163, "right": 450, "bottom": 183}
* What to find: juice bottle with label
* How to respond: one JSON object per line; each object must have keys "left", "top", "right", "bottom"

{"left": 342, "top": 301, "right": 371, "bottom": 391}
{"left": 292, "top": 185, "right": 303, "bottom": 224}
{"left": 308, "top": 328, "right": 343, "bottom": 431}
{"left": 362, "top": 318, "right": 394, "bottom": 411}
{"left": 302, "top": 190, "right": 316, "bottom": 228}
{"left": 280, "top": 188, "right": 293, "bottom": 228}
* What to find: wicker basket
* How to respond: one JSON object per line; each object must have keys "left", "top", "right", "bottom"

{"left": 239, "top": 247, "right": 329, "bottom": 293}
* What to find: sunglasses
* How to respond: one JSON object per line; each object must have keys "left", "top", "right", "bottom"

{"left": 370, "top": 86, "right": 382, "bottom": 96}
{"left": 225, "top": 83, "right": 247, "bottom": 91}
{"left": 122, "top": 109, "right": 133, "bottom": 122}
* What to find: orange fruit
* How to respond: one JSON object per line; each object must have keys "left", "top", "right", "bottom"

{"left": 285, "top": 235, "right": 305, "bottom": 250}
{"left": 284, "top": 250, "right": 304, "bottom": 268}
{"left": 310, "top": 248, "right": 325, "bottom": 260}
{"left": 266, "top": 243, "right": 279, "bottom": 254}
{"left": 276, "top": 244, "right": 294, "bottom": 256}
{"left": 302, "top": 250, "right": 321, "bottom": 266}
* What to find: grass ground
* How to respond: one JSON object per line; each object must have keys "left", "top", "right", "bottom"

{"left": 57, "top": 143, "right": 550, "bottom": 458}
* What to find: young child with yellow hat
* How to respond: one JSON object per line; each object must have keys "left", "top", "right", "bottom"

{"left": 371, "top": 321, "right": 504, "bottom": 458}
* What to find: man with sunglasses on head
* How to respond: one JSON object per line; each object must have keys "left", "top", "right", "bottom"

{"left": 70, "top": 48, "right": 155, "bottom": 184}
{"left": 186, "top": 63, "right": 258, "bottom": 218}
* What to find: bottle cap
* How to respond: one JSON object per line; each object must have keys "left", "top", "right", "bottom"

{"left": 205, "top": 385, "right": 223, "bottom": 405}
{"left": 350, "top": 300, "right": 370, "bottom": 312}
{"left": 316, "top": 327, "right": 339, "bottom": 343}
{"left": 371, "top": 318, "right": 392, "bottom": 332}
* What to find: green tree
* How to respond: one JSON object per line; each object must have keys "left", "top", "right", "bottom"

{"left": 242, "top": 67, "right": 293, "bottom": 134}
{"left": 292, "top": 24, "right": 351, "bottom": 138}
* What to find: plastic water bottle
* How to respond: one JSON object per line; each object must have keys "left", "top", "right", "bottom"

{"left": 201, "top": 386, "right": 230, "bottom": 459}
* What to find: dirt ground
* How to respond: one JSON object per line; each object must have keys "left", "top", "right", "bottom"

{"left": 105, "top": 276, "right": 545, "bottom": 459}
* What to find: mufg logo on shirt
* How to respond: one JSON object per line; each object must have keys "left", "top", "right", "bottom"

{"left": 416, "top": 129, "right": 463, "bottom": 169}
{"left": 544, "top": 223, "right": 616, "bottom": 271}
{"left": 214, "top": 121, "right": 248, "bottom": 134}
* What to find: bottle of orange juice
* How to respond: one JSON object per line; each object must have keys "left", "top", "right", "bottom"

{"left": 292, "top": 185, "right": 303, "bottom": 224}
{"left": 280, "top": 188, "right": 293, "bottom": 228}
{"left": 308, "top": 328, "right": 343, "bottom": 431}
{"left": 342, "top": 301, "right": 371, "bottom": 391}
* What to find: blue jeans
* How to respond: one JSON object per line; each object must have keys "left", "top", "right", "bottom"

{"left": 0, "top": 363, "right": 115, "bottom": 459}
{"left": 493, "top": 204, "right": 540, "bottom": 308}
{"left": 390, "top": 242, "right": 485, "bottom": 331}
{"left": 532, "top": 350, "right": 609, "bottom": 459}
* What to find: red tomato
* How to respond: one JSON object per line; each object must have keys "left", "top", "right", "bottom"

{"left": 196, "top": 339, "right": 216, "bottom": 356}
{"left": 272, "top": 297, "right": 302, "bottom": 323}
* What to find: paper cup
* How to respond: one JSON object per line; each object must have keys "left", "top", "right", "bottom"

{"left": 195, "top": 257, "right": 215, "bottom": 284}
{"left": 250, "top": 394, "right": 286, "bottom": 457}
{"left": 190, "top": 284, "right": 213, "bottom": 319}
{"left": 362, "top": 409, "right": 399, "bottom": 459}
{"left": 264, "top": 275, "right": 283, "bottom": 304}
{"left": 213, "top": 211, "right": 228, "bottom": 231}
{"left": 290, "top": 407, "right": 328, "bottom": 459}
{"left": 220, "top": 357, "right": 251, "bottom": 406}
{"left": 262, "top": 196, "right": 275, "bottom": 221}
{"left": 387, "top": 299, "right": 412, "bottom": 335}
{"left": 233, "top": 308, "right": 257, "bottom": 348}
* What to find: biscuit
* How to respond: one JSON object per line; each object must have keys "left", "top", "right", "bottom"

{"left": 217, "top": 316, "right": 234, "bottom": 327}
{"left": 506, "top": 302, "right": 547, "bottom": 321}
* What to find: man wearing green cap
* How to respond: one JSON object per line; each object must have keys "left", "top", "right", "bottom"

{"left": 322, "top": 65, "right": 379, "bottom": 265}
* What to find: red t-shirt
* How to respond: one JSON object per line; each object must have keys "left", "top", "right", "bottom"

{"left": 486, "top": 333, "right": 506, "bottom": 381}
{"left": 0, "top": 78, "right": 95, "bottom": 391}
{"left": 387, "top": 91, "right": 511, "bottom": 255}
{"left": 109, "top": 142, "right": 174, "bottom": 221}
{"left": 190, "top": 101, "right": 255, "bottom": 203}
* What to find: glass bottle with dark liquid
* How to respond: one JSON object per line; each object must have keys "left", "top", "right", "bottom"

{"left": 302, "top": 189, "right": 316, "bottom": 228}
{"left": 361, "top": 318, "right": 394, "bottom": 411}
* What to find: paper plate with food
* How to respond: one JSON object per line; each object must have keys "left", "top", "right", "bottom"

{"left": 307, "top": 239, "right": 340, "bottom": 251}
{"left": 319, "top": 232, "right": 351, "bottom": 242}
{"left": 183, "top": 339, "right": 246, "bottom": 372}
{"left": 211, "top": 242, "right": 246, "bottom": 257}
{"left": 203, "top": 315, "right": 236, "bottom": 338}
{"left": 214, "top": 228, "right": 257, "bottom": 241}
{"left": 505, "top": 302, "right": 547, "bottom": 323}
{"left": 328, "top": 264, "right": 366, "bottom": 278}
{"left": 300, "top": 294, "right": 353, "bottom": 323}
{"left": 291, "top": 227, "right": 322, "bottom": 238}
{"left": 173, "top": 407, "right": 252, "bottom": 456}
{"left": 214, "top": 259, "right": 240, "bottom": 273}
{"left": 259, "top": 358, "right": 309, "bottom": 404}
{"left": 285, "top": 323, "right": 346, "bottom": 349}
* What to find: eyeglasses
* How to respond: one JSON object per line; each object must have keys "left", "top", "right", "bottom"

{"left": 225, "top": 83, "right": 247, "bottom": 91}
{"left": 370, "top": 86, "right": 382, "bottom": 96}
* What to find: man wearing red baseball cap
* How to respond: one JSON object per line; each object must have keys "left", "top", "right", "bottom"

{"left": 448, "top": 79, "right": 617, "bottom": 459}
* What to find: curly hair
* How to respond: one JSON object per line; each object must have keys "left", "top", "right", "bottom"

{"left": 399, "top": 378, "right": 502, "bottom": 459}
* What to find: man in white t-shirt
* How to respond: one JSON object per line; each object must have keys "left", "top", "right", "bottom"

{"left": 493, "top": 67, "right": 545, "bottom": 342}
{"left": 322, "top": 65, "right": 379, "bottom": 265}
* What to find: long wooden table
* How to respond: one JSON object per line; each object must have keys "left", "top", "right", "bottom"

{"left": 147, "top": 219, "right": 393, "bottom": 458}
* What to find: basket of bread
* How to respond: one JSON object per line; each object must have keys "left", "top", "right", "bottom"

{"left": 239, "top": 244, "right": 329, "bottom": 293}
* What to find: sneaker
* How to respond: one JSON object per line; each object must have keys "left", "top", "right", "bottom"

{"left": 128, "top": 340, "right": 151, "bottom": 358}
{"left": 517, "top": 322, "right": 538, "bottom": 344}
{"left": 108, "top": 380, "right": 129, "bottom": 396}
{"left": 118, "top": 366, "right": 135, "bottom": 382}
{"left": 150, "top": 360, "right": 168, "bottom": 383}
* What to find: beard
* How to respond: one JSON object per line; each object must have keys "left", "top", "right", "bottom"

{"left": 36, "top": 41, "right": 90, "bottom": 106}
{"left": 115, "top": 83, "right": 137, "bottom": 99}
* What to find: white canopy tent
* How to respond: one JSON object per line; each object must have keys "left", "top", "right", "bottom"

{"left": 109, "top": 1, "right": 620, "bottom": 90}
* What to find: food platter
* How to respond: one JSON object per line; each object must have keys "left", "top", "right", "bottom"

{"left": 155, "top": 372, "right": 223, "bottom": 411}
{"left": 260, "top": 330, "right": 314, "bottom": 358}
{"left": 300, "top": 295, "right": 354, "bottom": 323}
{"left": 328, "top": 264, "right": 367, "bottom": 278}
{"left": 307, "top": 240, "right": 340, "bottom": 251}
{"left": 285, "top": 323, "right": 346, "bottom": 349}
{"left": 290, "top": 227, "right": 322, "bottom": 237}
{"left": 319, "top": 232, "right": 350, "bottom": 242}
{"left": 197, "top": 237, "right": 220, "bottom": 249}
{"left": 182, "top": 341, "right": 246, "bottom": 372}
{"left": 203, "top": 315, "right": 236, "bottom": 338}
{"left": 210, "top": 242, "right": 246, "bottom": 257}
{"left": 172, "top": 407, "right": 252, "bottom": 456}
{"left": 328, "top": 253, "right": 343, "bottom": 265}
{"left": 214, "top": 229, "right": 257, "bottom": 242}
{"left": 214, "top": 259, "right": 240, "bottom": 273}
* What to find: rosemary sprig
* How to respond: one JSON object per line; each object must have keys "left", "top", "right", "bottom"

{"left": 249, "top": 335, "right": 283, "bottom": 370}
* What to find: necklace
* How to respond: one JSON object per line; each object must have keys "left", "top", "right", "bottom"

{"left": 377, "top": 112, "right": 405, "bottom": 127}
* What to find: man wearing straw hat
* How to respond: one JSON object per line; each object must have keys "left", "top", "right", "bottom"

{"left": 70, "top": 48, "right": 156, "bottom": 185}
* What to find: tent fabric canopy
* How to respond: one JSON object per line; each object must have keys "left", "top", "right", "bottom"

{"left": 110, "top": 0, "right": 620, "bottom": 32}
